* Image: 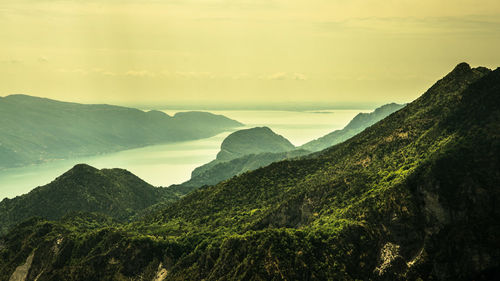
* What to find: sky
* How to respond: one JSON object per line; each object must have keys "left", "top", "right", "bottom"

{"left": 1, "top": 0, "right": 500, "bottom": 109}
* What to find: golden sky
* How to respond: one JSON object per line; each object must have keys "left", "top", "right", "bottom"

{"left": 1, "top": 0, "right": 500, "bottom": 108}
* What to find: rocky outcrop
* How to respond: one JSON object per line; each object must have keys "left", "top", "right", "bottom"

{"left": 9, "top": 252, "right": 34, "bottom": 281}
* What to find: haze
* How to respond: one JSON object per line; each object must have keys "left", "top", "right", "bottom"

{"left": 1, "top": 0, "right": 500, "bottom": 108}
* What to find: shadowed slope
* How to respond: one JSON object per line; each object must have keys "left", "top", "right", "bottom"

{"left": 1, "top": 63, "right": 498, "bottom": 281}
{"left": 0, "top": 164, "right": 178, "bottom": 235}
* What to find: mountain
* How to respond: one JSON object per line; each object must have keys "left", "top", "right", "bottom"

{"left": 300, "top": 102, "right": 405, "bottom": 152}
{"left": 1, "top": 63, "right": 499, "bottom": 281}
{"left": 0, "top": 95, "right": 242, "bottom": 169}
{"left": 175, "top": 103, "right": 403, "bottom": 193}
{"left": 215, "top": 126, "right": 295, "bottom": 161}
{"left": 188, "top": 126, "right": 295, "bottom": 182}
{"left": 174, "top": 149, "right": 309, "bottom": 192}
{"left": 170, "top": 127, "right": 297, "bottom": 195}
{"left": 0, "top": 164, "right": 178, "bottom": 235}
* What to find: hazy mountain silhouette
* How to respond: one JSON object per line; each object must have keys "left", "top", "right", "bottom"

{"left": 175, "top": 103, "right": 405, "bottom": 193}
{"left": 0, "top": 95, "right": 242, "bottom": 169}
{"left": 172, "top": 126, "right": 298, "bottom": 193}
{"left": 300, "top": 102, "right": 405, "bottom": 151}
{"left": 215, "top": 126, "right": 295, "bottom": 161}
{"left": 1, "top": 63, "right": 499, "bottom": 280}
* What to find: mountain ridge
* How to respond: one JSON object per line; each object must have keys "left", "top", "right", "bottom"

{"left": 300, "top": 102, "right": 405, "bottom": 152}
{"left": 1, "top": 63, "right": 499, "bottom": 280}
{"left": 174, "top": 103, "right": 405, "bottom": 193}
{"left": 188, "top": 126, "right": 296, "bottom": 182}
{"left": 0, "top": 95, "right": 243, "bottom": 169}
{"left": 0, "top": 164, "right": 178, "bottom": 235}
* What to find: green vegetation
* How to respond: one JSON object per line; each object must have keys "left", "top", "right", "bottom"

{"left": 0, "top": 95, "right": 242, "bottom": 169}
{"left": 175, "top": 105, "right": 404, "bottom": 193}
{"left": 1, "top": 63, "right": 499, "bottom": 280}
{"left": 172, "top": 149, "right": 310, "bottom": 195}
{"left": 171, "top": 126, "right": 300, "bottom": 194}
{"left": 300, "top": 102, "right": 405, "bottom": 152}
{"left": 0, "top": 164, "right": 178, "bottom": 235}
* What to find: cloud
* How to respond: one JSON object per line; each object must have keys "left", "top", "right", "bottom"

{"left": 38, "top": 56, "right": 49, "bottom": 63}
{"left": 161, "top": 71, "right": 222, "bottom": 79}
{"left": 229, "top": 73, "right": 250, "bottom": 80}
{"left": 0, "top": 59, "right": 22, "bottom": 64}
{"left": 173, "top": 71, "right": 214, "bottom": 79}
{"left": 53, "top": 68, "right": 308, "bottom": 81}
{"left": 267, "top": 72, "right": 287, "bottom": 80}
{"left": 125, "top": 70, "right": 157, "bottom": 77}
{"left": 292, "top": 72, "right": 307, "bottom": 80}
{"left": 317, "top": 15, "right": 500, "bottom": 36}
{"left": 57, "top": 68, "right": 88, "bottom": 75}
{"left": 57, "top": 68, "right": 117, "bottom": 76}
{"left": 263, "top": 72, "right": 308, "bottom": 80}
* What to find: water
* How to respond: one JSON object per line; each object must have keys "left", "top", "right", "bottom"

{"left": 163, "top": 109, "right": 368, "bottom": 146}
{"left": 0, "top": 109, "right": 368, "bottom": 199}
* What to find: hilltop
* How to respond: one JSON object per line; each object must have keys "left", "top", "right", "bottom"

{"left": 181, "top": 126, "right": 297, "bottom": 191}
{"left": 0, "top": 164, "right": 178, "bottom": 235}
{"left": 215, "top": 126, "right": 295, "bottom": 161}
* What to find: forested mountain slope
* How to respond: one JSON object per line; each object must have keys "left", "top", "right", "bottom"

{"left": 0, "top": 164, "right": 177, "bottom": 235}
{"left": 170, "top": 127, "right": 299, "bottom": 194}
{"left": 175, "top": 104, "right": 403, "bottom": 193}
{"left": 174, "top": 149, "right": 309, "bottom": 192}
{"left": 0, "top": 63, "right": 498, "bottom": 281}
{"left": 300, "top": 102, "right": 405, "bottom": 151}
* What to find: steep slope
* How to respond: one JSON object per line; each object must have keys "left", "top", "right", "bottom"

{"left": 175, "top": 149, "right": 309, "bottom": 191}
{"left": 188, "top": 127, "right": 295, "bottom": 181}
{"left": 170, "top": 127, "right": 297, "bottom": 195}
{"left": 149, "top": 63, "right": 499, "bottom": 280}
{"left": 215, "top": 126, "right": 295, "bottom": 161}
{"left": 176, "top": 103, "right": 403, "bottom": 193}
{"left": 0, "top": 164, "right": 178, "bottom": 235}
{"left": 300, "top": 102, "right": 405, "bottom": 151}
{"left": 0, "top": 95, "right": 242, "bottom": 169}
{"left": 1, "top": 63, "right": 499, "bottom": 281}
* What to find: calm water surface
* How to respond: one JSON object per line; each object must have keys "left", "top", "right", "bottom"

{"left": 0, "top": 109, "right": 368, "bottom": 199}
{"left": 163, "top": 109, "right": 368, "bottom": 146}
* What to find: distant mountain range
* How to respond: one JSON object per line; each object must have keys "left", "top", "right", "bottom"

{"left": 174, "top": 103, "right": 404, "bottom": 192}
{"left": 0, "top": 99, "right": 404, "bottom": 235}
{"left": 299, "top": 102, "right": 405, "bottom": 151}
{"left": 1, "top": 63, "right": 499, "bottom": 280}
{"left": 0, "top": 94, "right": 242, "bottom": 169}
